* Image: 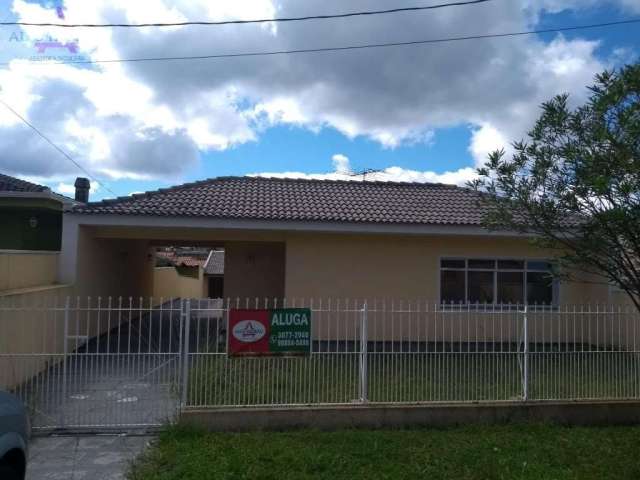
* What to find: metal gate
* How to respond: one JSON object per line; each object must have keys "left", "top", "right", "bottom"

{"left": 0, "top": 297, "right": 223, "bottom": 432}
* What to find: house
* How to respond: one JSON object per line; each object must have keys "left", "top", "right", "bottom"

{"left": 0, "top": 173, "right": 82, "bottom": 293}
{"left": 152, "top": 247, "right": 224, "bottom": 300}
{"left": 204, "top": 249, "right": 225, "bottom": 298}
{"left": 59, "top": 176, "right": 624, "bottom": 307}
{"left": 0, "top": 173, "right": 77, "bottom": 252}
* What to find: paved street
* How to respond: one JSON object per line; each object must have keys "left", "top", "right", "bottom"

{"left": 27, "top": 435, "right": 152, "bottom": 480}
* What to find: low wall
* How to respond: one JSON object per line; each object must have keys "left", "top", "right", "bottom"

{"left": 181, "top": 400, "right": 640, "bottom": 432}
{"left": 0, "top": 284, "right": 73, "bottom": 390}
{"left": 0, "top": 251, "right": 58, "bottom": 291}
{"left": 153, "top": 266, "right": 205, "bottom": 302}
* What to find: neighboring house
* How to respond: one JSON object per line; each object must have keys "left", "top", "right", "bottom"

{"left": 59, "top": 176, "right": 626, "bottom": 307}
{"left": 204, "top": 249, "right": 225, "bottom": 298}
{"left": 0, "top": 174, "right": 85, "bottom": 293}
{"left": 0, "top": 173, "right": 74, "bottom": 252}
{"left": 152, "top": 248, "right": 213, "bottom": 300}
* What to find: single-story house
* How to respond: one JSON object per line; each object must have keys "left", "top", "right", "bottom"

{"left": 58, "top": 176, "right": 630, "bottom": 308}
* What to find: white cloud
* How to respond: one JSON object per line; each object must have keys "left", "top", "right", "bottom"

{"left": 55, "top": 182, "right": 75, "bottom": 195}
{"left": 469, "top": 123, "right": 510, "bottom": 167}
{"left": 531, "top": 0, "right": 640, "bottom": 14}
{"left": 331, "top": 153, "right": 351, "bottom": 174}
{"left": 251, "top": 154, "right": 477, "bottom": 186}
{"left": 0, "top": 0, "right": 631, "bottom": 187}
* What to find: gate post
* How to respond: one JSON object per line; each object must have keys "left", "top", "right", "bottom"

{"left": 61, "top": 296, "right": 70, "bottom": 428}
{"left": 522, "top": 305, "right": 529, "bottom": 401}
{"left": 180, "top": 299, "right": 192, "bottom": 407}
{"left": 359, "top": 302, "right": 368, "bottom": 403}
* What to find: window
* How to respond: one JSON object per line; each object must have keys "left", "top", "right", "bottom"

{"left": 440, "top": 258, "right": 556, "bottom": 306}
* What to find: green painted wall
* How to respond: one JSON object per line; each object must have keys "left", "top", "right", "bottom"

{"left": 0, "top": 199, "right": 62, "bottom": 251}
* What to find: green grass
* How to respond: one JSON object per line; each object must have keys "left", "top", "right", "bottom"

{"left": 128, "top": 424, "right": 640, "bottom": 480}
{"left": 187, "top": 352, "right": 640, "bottom": 406}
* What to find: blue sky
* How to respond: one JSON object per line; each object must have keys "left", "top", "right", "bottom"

{"left": 0, "top": 0, "right": 638, "bottom": 200}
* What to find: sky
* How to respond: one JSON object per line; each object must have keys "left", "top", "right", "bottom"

{"left": 0, "top": 0, "right": 638, "bottom": 201}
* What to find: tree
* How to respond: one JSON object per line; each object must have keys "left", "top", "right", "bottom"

{"left": 470, "top": 64, "right": 640, "bottom": 310}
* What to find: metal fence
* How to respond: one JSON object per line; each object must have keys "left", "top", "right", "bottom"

{"left": 187, "top": 299, "right": 640, "bottom": 407}
{"left": 0, "top": 296, "right": 638, "bottom": 431}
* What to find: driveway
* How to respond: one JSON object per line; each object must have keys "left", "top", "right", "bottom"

{"left": 27, "top": 434, "right": 152, "bottom": 480}
{"left": 28, "top": 298, "right": 224, "bottom": 431}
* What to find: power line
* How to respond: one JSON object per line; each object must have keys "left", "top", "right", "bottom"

{"left": 0, "top": 98, "right": 117, "bottom": 196}
{"left": 1, "top": 0, "right": 493, "bottom": 28}
{"left": 3, "top": 18, "right": 638, "bottom": 67}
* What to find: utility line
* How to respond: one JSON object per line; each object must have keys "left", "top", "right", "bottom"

{"left": 0, "top": 98, "right": 117, "bottom": 196}
{"left": 0, "top": 0, "right": 493, "bottom": 28}
{"left": 3, "top": 18, "right": 638, "bottom": 67}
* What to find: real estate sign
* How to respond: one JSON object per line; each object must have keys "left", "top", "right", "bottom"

{"left": 228, "top": 308, "right": 311, "bottom": 356}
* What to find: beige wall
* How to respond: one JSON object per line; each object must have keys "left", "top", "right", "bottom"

{"left": 76, "top": 226, "right": 625, "bottom": 306}
{"left": 224, "top": 242, "right": 285, "bottom": 300}
{"left": 72, "top": 226, "right": 154, "bottom": 299}
{"left": 284, "top": 232, "right": 612, "bottom": 304}
{"left": 0, "top": 285, "right": 73, "bottom": 389}
{"left": 0, "top": 251, "right": 58, "bottom": 291}
{"left": 153, "top": 266, "right": 206, "bottom": 301}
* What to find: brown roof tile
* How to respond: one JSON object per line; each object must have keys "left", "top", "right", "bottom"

{"left": 0, "top": 173, "right": 50, "bottom": 193}
{"left": 73, "top": 176, "right": 489, "bottom": 226}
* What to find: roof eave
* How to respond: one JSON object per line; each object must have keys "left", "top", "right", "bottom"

{"left": 0, "top": 190, "right": 78, "bottom": 206}
{"left": 63, "top": 212, "right": 530, "bottom": 238}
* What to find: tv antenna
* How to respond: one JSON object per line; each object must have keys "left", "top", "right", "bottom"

{"left": 348, "top": 168, "right": 383, "bottom": 181}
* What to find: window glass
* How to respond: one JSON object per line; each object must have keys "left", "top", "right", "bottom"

{"left": 468, "top": 271, "right": 494, "bottom": 303}
{"left": 468, "top": 259, "right": 495, "bottom": 269}
{"left": 497, "top": 260, "right": 524, "bottom": 270}
{"left": 527, "top": 261, "right": 552, "bottom": 271}
{"left": 497, "top": 271, "right": 524, "bottom": 304}
{"left": 527, "top": 272, "right": 553, "bottom": 305}
{"left": 440, "top": 270, "right": 465, "bottom": 304}
{"left": 441, "top": 259, "right": 465, "bottom": 269}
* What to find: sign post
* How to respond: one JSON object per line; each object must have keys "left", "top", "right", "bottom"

{"left": 228, "top": 308, "right": 311, "bottom": 356}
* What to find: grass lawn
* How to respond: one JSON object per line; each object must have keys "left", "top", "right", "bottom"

{"left": 187, "top": 352, "right": 640, "bottom": 406}
{"left": 128, "top": 425, "right": 640, "bottom": 480}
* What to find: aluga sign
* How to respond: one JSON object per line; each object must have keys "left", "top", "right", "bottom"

{"left": 228, "top": 308, "right": 312, "bottom": 356}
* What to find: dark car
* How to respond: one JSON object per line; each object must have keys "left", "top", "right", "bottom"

{"left": 0, "top": 391, "right": 29, "bottom": 480}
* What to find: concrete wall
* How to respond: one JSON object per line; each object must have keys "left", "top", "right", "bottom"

{"left": 0, "top": 285, "right": 73, "bottom": 389}
{"left": 284, "top": 232, "right": 612, "bottom": 303}
{"left": 224, "top": 242, "right": 285, "bottom": 300}
{"left": 72, "top": 226, "right": 154, "bottom": 299}
{"left": 181, "top": 401, "right": 640, "bottom": 432}
{"left": 153, "top": 266, "right": 206, "bottom": 300}
{"left": 0, "top": 251, "right": 58, "bottom": 292}
{"left": 282, "top": 233, "right": 640, "bottom": 344}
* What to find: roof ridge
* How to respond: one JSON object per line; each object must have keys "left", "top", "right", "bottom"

{"left": 245, "top": 175, "right": 465, "bottom": 189}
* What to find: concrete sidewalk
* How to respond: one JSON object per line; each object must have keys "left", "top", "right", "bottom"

{"left": 27, "top": 435, "right": 152, "bottom": 480}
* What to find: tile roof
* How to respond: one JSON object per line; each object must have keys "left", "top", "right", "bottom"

{"left": 72, "top": 176, "right": 490, "bottom": 226}
{"left": 175, "top": 256, "right": 205, "bottom": 268}
{"left": 204, "top": 250, "right": 225, "bottom": 275}
{"left": 0, "top": 173, "right": 50, "bottom": 193}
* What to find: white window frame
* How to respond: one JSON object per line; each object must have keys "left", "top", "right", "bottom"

{"left": 438, "top": 256, "right": 559, "bottom": 308}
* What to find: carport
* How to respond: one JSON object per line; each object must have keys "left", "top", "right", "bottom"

{"left": 59, "top": 218, "right": 286, "bottom": 301}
